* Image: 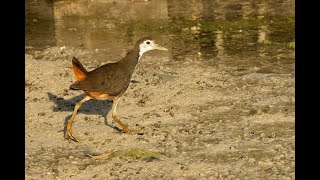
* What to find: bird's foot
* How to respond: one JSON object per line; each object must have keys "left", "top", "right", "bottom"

{"left": 122, "top": 128, "right": 143, "bottom": 135}
{"left": 64, "top": 123, "right": 79, "bottom": 142}
{"left": 112, "top": 114, "right": 144, "bottom": 135}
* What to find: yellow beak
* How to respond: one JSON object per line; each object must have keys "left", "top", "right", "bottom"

{"left": 153, "top": 44, "right": 168, "bottom": 51}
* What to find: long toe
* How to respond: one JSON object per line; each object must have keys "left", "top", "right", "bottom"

{"left": 69, "top": 129, "right": 79, "bottom": 142}
{"left": 65, "top": 125, "right": 79, "bottom": 142}
{"left": 70, "top": 135, "right": 79, "bottom": 142}
{"left": 122, "top": 128, "right": 143, "bottom": 135}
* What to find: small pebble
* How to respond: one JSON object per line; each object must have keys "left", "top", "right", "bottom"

{"left": 38, "top": 112, "right": 45, "bottom": 116}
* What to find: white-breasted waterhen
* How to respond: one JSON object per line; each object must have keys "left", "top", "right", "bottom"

{"left": 65, "top": 37, "right": 168, "bottom": 142}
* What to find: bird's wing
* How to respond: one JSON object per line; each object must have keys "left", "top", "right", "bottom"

{"left": 70, "top": 63, "right": 131, "bottom": 96}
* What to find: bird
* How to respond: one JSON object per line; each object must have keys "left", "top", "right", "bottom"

{"left": 65, "top": 37, "right": 168, "bottom": 142}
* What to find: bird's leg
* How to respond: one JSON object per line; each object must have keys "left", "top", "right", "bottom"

{"left": 111, "top": 98, "right": 142, "bottom": 134}
{"left": 65, "top": 96, "right": 91, "bottom": 141}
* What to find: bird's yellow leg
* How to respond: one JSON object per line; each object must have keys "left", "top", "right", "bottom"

{"left": 111, "top": 98, "right": 142, "bottom": 134}
{"left": 65, "top": 96, "right": 91, "bottom": 142}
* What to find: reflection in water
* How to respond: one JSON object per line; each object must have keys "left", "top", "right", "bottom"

{"left": 25, "top": 0, "right": 56, "bottom": 49}
{"left": 258, "top": 25, "right": 268, "bottom": 44}
{"left": 215, "top": 30, "right": 224, "bottom": 58}
{"left": 25, "top": 0, "right": 294, "bottom": 74}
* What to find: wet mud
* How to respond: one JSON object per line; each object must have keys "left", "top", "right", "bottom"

{"left": 25, "top": 46, "right": 294, "bottom": 179}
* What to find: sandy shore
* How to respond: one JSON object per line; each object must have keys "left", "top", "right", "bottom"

{"left": 25, "top": 46, "right": 294, "bottom": 179}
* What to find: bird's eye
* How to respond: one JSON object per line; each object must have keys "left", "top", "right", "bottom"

{"left": 146, "top": 41, "right": 150, "bottom": 44}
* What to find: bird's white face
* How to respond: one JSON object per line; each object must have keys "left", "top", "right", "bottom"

{"left": 139, "top": 40, "right": 168, "bottom": 58}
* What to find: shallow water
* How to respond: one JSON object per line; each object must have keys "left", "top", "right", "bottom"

{"left": 25, "top": 0, "right": 294, "bottom": 74}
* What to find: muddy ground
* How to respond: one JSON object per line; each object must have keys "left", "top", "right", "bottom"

{"left": 25, "top": 46, "right": 294, "bottom": 179}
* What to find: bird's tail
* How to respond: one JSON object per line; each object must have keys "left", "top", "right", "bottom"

{"left": 72, "top": 57, "right": 88, "bottom": 81}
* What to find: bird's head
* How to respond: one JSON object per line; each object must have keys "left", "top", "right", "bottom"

{"left": 135, "top": 37, "right": 168, "bottom": 57}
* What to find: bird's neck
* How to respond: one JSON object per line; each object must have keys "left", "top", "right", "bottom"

{"left": 119, "top": 48, "right": 141, "bottom": 73}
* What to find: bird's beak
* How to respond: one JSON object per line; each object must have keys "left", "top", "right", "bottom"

{"left": 153, "top": 44, "right": 168, "bottom": 51}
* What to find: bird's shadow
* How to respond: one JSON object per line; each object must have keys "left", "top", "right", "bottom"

{"left": 47, "top": 92, "right": 122, "bottom": 139}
